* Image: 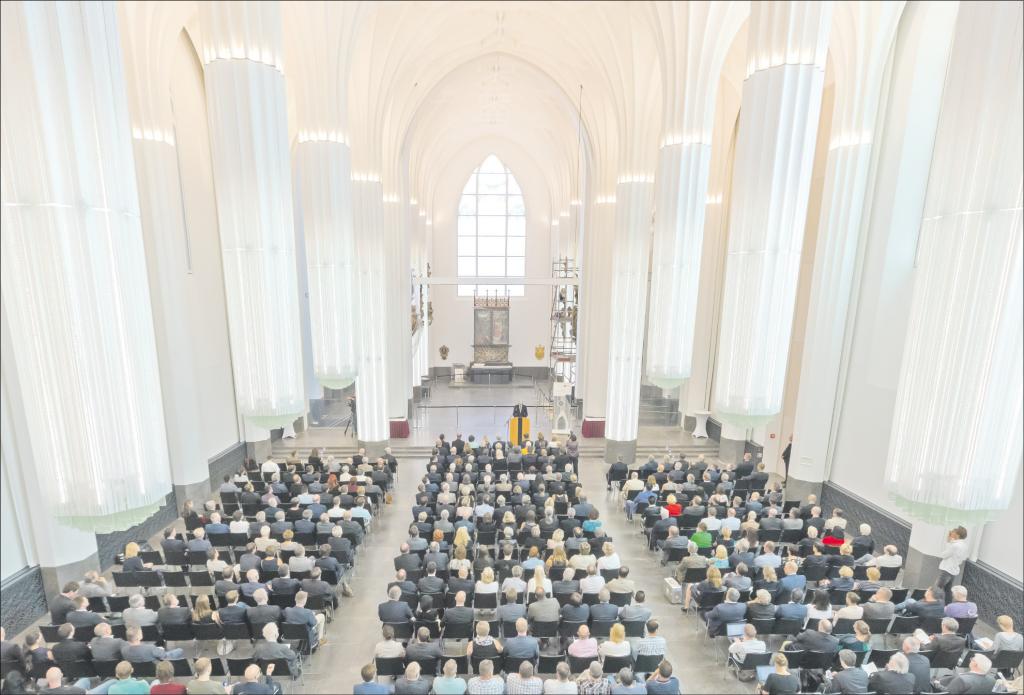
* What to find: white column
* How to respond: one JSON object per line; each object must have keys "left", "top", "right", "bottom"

{"left": 0, "top": 0, "right": 172, "bottom": 529}
{"left": 577, "top": 195, "right": 615, "bottom": 437}
{"left": 199, "top": 1, "right": 305, "bottom": 446}
{"left": 713, "top": 1, "right": 832, "bottom": 457}
{"left": 646, "top": 2, "right": 747, "bottom": 390}
{"left": 119, "top": 2, "right": 212, "bottom": 501}
{"left": 384, "top": 195, "right": 412, "bottom": 431}
{"left": 352, "top": 178, "right": 390, "bottom": 446}
{"left": 604, "top": 179, "right": 655, "bottom": 461}
{"left": 787, "top": 3, "right": 905, "bottom": 493}
{"left": 885, "top": 0, "right": 1023, "bottom": 528}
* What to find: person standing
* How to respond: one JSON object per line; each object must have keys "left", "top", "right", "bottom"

{"left": 937, "top": 526, "right": 969, "bottom": 605}
{"left": 781, "top": 436, "right": 792, "bottom": 480}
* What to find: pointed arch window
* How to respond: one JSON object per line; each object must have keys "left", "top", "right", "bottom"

{"left": 457, "top": 154, "right": 525, "bottom": 297}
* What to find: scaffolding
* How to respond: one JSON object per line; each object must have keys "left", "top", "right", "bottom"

{"left": 550, "top": 257, "right": 579, "bottom": 387}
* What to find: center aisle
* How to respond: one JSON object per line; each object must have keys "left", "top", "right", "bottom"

{"left": 575, "top": 457, "right": 724, "bottom": 694}
{"left": 302, "top": 458, "right": 426, "bottom": 693}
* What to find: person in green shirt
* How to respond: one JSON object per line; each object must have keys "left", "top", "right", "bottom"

{"left": 185, "top": 657, "right": 228, "bottom": 694}
{"left": 107, "top": 661, "right": 152, "bottom": 694}
{"left": 690, "top": 522, "right": 713, "bottom": 549}
{"left": 432, "top": 659, "right": 468, "bottom": 694}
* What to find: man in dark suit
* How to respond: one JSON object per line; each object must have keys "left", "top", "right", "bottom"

{"left": 901, "top": 586, "right": 946, "bottom": 619}
{"left": 417, "top": 563, "right": 445, "bottom": 595}
{"left": 393, "top": 544, "right": 422, "bottom": 574}
{"left": 559, "top": 594, "right": 589, "bottom": 623}
{"left": 246, "top": 589, "right": 282, "bottom": 626}
{"left": 300, "top": 567, "right": 337, "bottom": 609}
{"left": 742, "top": 463, "right": 769, "bottom": 491}
{"left": 781, "top": 437, "right": 792, "bottom": 479}
{"left": 283, "top": 591, "right": 324, "bottom": 649}
{"left": 826, "top": 649, "right": 869, "bottom": 694}
{"left": 160, "top": 528, "right": 187, "bottom": 555}
{"left": 442, "top": 592, "right": 474, "bottom": 627}
{"left": 387, "top": 570, "right": 417, "bottom": 596}
{"left": 66, "top": 596, "right": 105, "bottom": 631}
{"left": 706, "top": 588, "right": 747, "bottom": 637}
{"left": 606, "top": 456, "right": 629, "bottom": 491}
{"left": 215, "top": 591, "right": 248, "bottom": 624}
{"left": 920, "top": 617, "right": 966, "bottom": 657}
{"left": 51, "top": 624, "right": 90, "bottom": 663}
{"left": 788, "top": 620, "right": 840, "bottom": 654}
{"left": 868, "top": 653, "right": 916, "bottom": 695}
{"left": 157, "top": 593, "right": 191, "bottom": 625}
{"left": 942, "top": 653, "right": 997, "bottom": 695}
{"left": 901, "top": 636, "right": 932, "bottom": 694}
{"left": 378, "top": 586, "right": 414, "bottom": 623}
{"left": 775, "top": 589, "right": 808, "bottom": 622}
{"left": 270, "top": 566, "right": 300, "bottom": 596}
{"left": 88, "top": 623, "right": 126, "bottom": 661}
{"left": 552, "top": 568, "right": 579, "bottom": 596}
{"left": 50, "top": 582, "right": 80, "bottom": 625}
{"left": 423, "top": 543, "right": 449, "bottom": 572}
{"left": 448, "top": 567, "right": 474, "bottom": 596}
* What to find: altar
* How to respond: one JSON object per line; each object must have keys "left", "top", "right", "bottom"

{"left": 468, "top": 295, "right": 512, "bottom": 383}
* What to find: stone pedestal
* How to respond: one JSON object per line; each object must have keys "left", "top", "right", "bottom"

{"left": 605, "top": 438, "right": 637, "bottom": 465}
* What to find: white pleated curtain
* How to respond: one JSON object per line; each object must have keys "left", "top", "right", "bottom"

{"left": 0, "top": 1, "right": 172, "bottom": 531}
{"left": 200, "top": 1, "right": 306, "bottom": 428}
{"left": 885, "top": 1, "right": 1023, "bottom": 525}
{"left": 713, "top": 2, "right": 832, "bottom": 427}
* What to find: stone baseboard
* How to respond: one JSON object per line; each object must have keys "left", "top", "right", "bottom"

{"left": 1, "top": 566, "right": 47, "bottom": 635}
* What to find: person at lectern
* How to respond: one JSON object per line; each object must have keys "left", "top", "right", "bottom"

{"left": 513, "top": 403, "right": 528, "bottom": 418}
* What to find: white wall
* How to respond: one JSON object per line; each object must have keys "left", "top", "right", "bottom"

{"left": 429, "top": 141, "right": 552, "bottom": 369}
{"left": 169, "top": 29, "right": 240, "bottom": 457}
{"left": 0, "top": 450, "right": 29, "bottom": 580}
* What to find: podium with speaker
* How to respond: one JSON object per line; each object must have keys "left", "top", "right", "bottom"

{"left": 509, "top": 402, "right": 530, "bottom": 446}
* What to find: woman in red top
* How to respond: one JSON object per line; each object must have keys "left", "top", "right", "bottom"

{"left": 822, "top": 528, "right": 846, "bottom": 547}
{"left": 149, "top": 661, "right": 187, "bottom": 694}
{"left": 664, "top": 494, "right": 682, "bottom": 517}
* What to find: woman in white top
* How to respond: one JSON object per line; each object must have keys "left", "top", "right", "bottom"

{"left": 596, "top": 542, "right": 621, "bottom": 570}
{"left": 598, "top": 624, "right": 632, "bottom": 658}
{"left": 547, "top": 528, "right": 565, "bottom": 551}
{"left": 229, "top": 511, "right": 250, "bottom": 534}
{"left": 527, "top": 565, "right": 553, "bottom": 597}
{"left": 254, "top": 526, "right": 275, "bottom": 552}
{"left": 569, "top": 542, "right": 597, "bottom": 571}
{"left": 806, "top": 590, "right": 834, "bottom": 621}
{"left": 475, "top": 567, "right": 499, "bottom": 594}
{"left": 205, "top": 549, "right": 229, "bottom": 574}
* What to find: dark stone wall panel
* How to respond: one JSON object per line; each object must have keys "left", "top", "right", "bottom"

{"left": 208, "top": 442, "right": 245, "bottom": 489}
{"left": 95, "top": 491, "right": 177, "bottom": 569}
{"left": 1, "top": 566, "right": 47, "bottom": 635}
{"left": 963, "top": 561, "right": 1023, "bottom": 630}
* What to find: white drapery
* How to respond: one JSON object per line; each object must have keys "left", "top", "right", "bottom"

{"left": 199, "top": 1, "right": 305, "bottom": 429}
{"left": 885, "top": 1, "right": 1023, "bottom": 525}
{"left": 713, "top": 1, "right": 833, "bottom": 427}
{"left": 0, "top": 1, "right": 171, "bottom": 530}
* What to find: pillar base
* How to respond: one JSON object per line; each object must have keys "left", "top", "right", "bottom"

{"left": 581, "top": 418, "right": 605, "bottom": 438}
{"left": 173, "top": 479, "right": 212, "bottom": 510}
{"left": 41, "top": 553, "right": 99, "bottom": 606}
{"left": 904, "top": 546, "right": 943, "bottom": 590}
{"left": 245, "top": 439, "right": 272, "bottom": 461}
{"left": 358, "top": 439, "right": 389, "bottom": 459}
{"left": 605, "top": 439, "right": 637, "bottom": 465}
{"left": 718, "top": 436, "right": 746, "bottom": 464}
{"left": 784, "top": 477, "right": 823, "bottom": 505}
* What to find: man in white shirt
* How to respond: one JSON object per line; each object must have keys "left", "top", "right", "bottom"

{"left": 728, "top": 624, "right": 767, "bottom": 667}
{"left": 578, "top": 565, "right": 605, "bottom": 595}
{"left": 260, "top": 457, "right": 280, "bottom": 476}
{"left": 937, "top": 526, "right": 969, "bottom": 604}
{"left": 720, "top": 507, "right": 741, "bottom": 533}
{"left": 701, "top": 508, "right": 723, "bottom": 532}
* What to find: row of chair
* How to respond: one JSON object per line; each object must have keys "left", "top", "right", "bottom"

{"left": 374, "top": 651, "right": 662, "bottom": 680}
{"left": 0, "top": 655, "right": 297, "bottom": 682}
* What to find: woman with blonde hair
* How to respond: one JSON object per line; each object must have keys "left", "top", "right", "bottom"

{"left": 192, "top": 594, "right": 215, "bottom": 624}
{"left": 546, "top": 546, "right": 569, "bottom": 571}
{"left": 685, "top": 566, "right": 723, "bottom": 610}
{"left": 475, "top": 567, "right": 499, "bottom": 594}
{"left": 569, "top": 542, "right": 596, "bottom": 570}
{"left": 527, "top": 565, "right": 552, "bottom": 596}
{"left": 599, "top": 623, "right": 632, "bottom": 657}
{"left": 664, "top": 494, "right": 682, "bottom": 517}
{"left": 711, "top": 544, "right": 730, "bottom": 569}
{"left": 122, "top": 542, "right": 153, "bottom": 572}
{"left": 453, "top": 525, "right": 471, "bottom": 550}
{"left": 279, "top": 529, "right": 299, "bottom": 552}
{"left": 547, "top": 528, "right": 565, "bottom": 551}
{"left": 465, "top": 620, "right": 503, "bottom": 659}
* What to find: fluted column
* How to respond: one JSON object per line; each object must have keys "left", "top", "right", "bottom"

{"left": 646, "top": 2, "right": 747, "bottom": 390}
{"left": 199, "top": 1, "right": 305, "bottom": 454}
{"left": 604, "top": 179, "right": 656, "bottom": 462}
{"left": 119, "top": 2, "right": 213, "bottom": 504}
{"left": 886, "top": 0, "right": 1022, "bottom": 531}
{"left": 787, "top": 3, "right": 905, "bottom": 495}
{"left": 352, "top": 178, "right": 390, "bottom": 448}
{"left": 384, "top": 195, "right": 412, "bottom": 435}
{"left": 713, "top": 0, "right": 833, "bottom": 460}
{"left": 0, "top": 1, "right": 171, "bottom": 530}
{"left": 577, "top": 196, "right": 615, "bottom": 438}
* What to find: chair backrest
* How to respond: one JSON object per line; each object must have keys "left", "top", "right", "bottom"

{"left": 93, "top": 660, "right": 119, "bottom": 679}
{"left": 191, "top": 623, "right": 224, "bottom": 641}
{"left": 170, "top": 658, "right": 194, "bottom": 677}
{"left": 140, "top": 624, "right": 161, "bottom": 643}
{"left": 889, "top": 615, "right": 920, "bottom": 634}
{"left": 602, "top": 654, "right": 633, "bottom": 673}
{"left": 878, "top": 566, "right": 900, "bottom": 581}
{"left": 800, "top": 650, "right": 835, "bottom": 670}
{"left": 990, "top": 649, "right": 1023, "bottom": 670}
{"left": 868, "top": 648, "right": 897, "bottom": 668}
{"left": 889, "top": 588, "right": 909, "bottom": 604}
{"left": 160, "top": 623, "right": 195, "bottom": 642}
{"left": 39, "top": 625, "right": 63, "bottom": 643}
{"left": 698, "top": 590, "right": 725, "bottom": 609}
{"left": 374, "top": 656, "right": 405, "bottom": 678}
{"left": 409, "top": 657, "right": 440, "bottom": 677}
{"left": 832, "top": 618, "right": 857, "bottom": 635}
{"left": 567, "top": 655, "right": 592, "bottom": 675}
{"left": 530, "top": 620, "right": 558, "bottom": 638}
{"left": 609, "top": 592, "right": 633, "bottom": 607}
{"left": 474, "top": 592, "right": 498, "bottom": 609}
{"left": 387, "top": 621, "right": 415, "bottom": 641}
{"left": 927, "top": 648, "right": 962, "bottom": 670}
{"left": 227, "top": 657, "right": 256, "bottom": 676}
{"left": 130, "top": 661, "right": 157, "bottom": 679}
{"left": 633, "top": 652, "right": 664, "bottom": 675}
{"left": 737, "top": 651, "right": 774, "bottom": 670}
{"left": 590, "top": 621, "right": 614, "bottom": 639}
{"left": 55, "top": 660, "right": 96, "bottom": 679}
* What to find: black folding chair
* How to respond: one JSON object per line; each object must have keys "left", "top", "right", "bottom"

{"left": 602, "top": 654, "right": 633, "bottom": 673}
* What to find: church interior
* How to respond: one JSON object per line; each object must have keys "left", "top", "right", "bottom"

{"left": 1, "top": 1, "right": 1022, "bottom": 694}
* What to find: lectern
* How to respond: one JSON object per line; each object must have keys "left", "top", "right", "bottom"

{"left": 510, "top": 403, "right": 529, "bottom": 446}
